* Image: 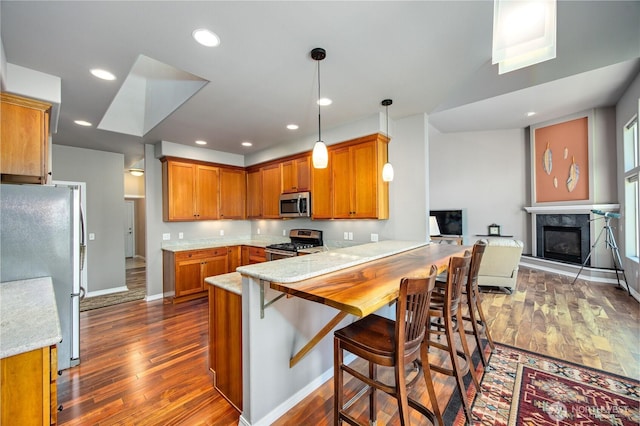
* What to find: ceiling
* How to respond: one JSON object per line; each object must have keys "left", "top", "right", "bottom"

{"left": 1, "top": 1, "right": 638, "bottom": 169}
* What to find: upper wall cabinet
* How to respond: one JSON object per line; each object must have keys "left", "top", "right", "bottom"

{"left": 246, "top": 169, "right": 262, "bottom": 219}
{"left": 162, "top": 159, "right": 220, "bottom": 221}
{"left": 313, "top": 133, "right": 389, "bottom": 220}
{"left": 281, "top": 155, "right": 310, "bottom": 193}
{"left": 162, "top": 157, "right": 247, "bottom": 222}
{"left": 261, "top": 163, "right": 282, "bottom": 219}
{"left": 1, "top": 93, "right": 52, "bottom": 184}
{"left": 219, "top": 168, "right": 247, "bottom": 219}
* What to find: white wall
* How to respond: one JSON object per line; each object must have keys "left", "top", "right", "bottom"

{"left": 428, "top": 127, "right": 529, "bottom": 248}
{"left": 616, "top": 72, "right": 640, "bottom": 295}
{"left": 52, "top": 145, "right": 126, "bottom": 294}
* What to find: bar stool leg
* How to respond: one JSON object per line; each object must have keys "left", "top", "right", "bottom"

{"left": 334, "top": 338, "right": 343, "bottom": 426}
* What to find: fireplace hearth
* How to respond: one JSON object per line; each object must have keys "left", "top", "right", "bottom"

{"left": 536, "top": 214, "right": 591, "bottom": 266}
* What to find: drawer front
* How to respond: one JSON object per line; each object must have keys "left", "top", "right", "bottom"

{"left": 248, "top": 246, "right": 265, "bottom": 257}
{"left": 247, "top": 246, "right": 266, "bottom": 263}
{"left": 175, "top": 248, "right": 227, "bottom": 261}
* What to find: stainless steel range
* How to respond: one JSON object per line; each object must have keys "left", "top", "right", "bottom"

{"left": 265, "top": 229, "right": 324, "bottom": 261}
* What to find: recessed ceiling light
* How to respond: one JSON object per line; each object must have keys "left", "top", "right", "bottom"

{"left": 317, "top": 98, "right": 332, "bottom": 106}
{"left": 90, "top": 68, "right": 116, "bottom": 81}
{"left": 527, "top": 111, "right": 536, "bottom": 117}
{"left": 241, "top": 141, "right": 253, "bottom": 147}
{"left": 74, "top": 120, "right": 92, "bottom": 126}
{"left": 195, "top": 140, "right": 207, "bottom": 145}
{"left": 286, "top": 124, "right": 299, "bottom": 130}
{"left": 192, "top": 29, "right": 220, "bottom": 47}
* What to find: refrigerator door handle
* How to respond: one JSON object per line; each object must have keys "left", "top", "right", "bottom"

{"left": 71, "top": 286, "right": 86, "bottom": 300}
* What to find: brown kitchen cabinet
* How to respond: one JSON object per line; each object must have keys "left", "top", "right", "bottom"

{"left": 219, "top": 167, "right": 247, "bottom": 219}
{"left": 227, "top": 245, "right": 242, "bottom": 271}
{"left": 163, "top": 247, "right": 229, "bottom": 303}
{"left": 246, "top": 169, "right": 262, "bottom": 218}
{"left": 241, "top": 245, "right": 266, "bottom": 265}
{"left": 261, "top": 163, "right": 282, "bottom": 219}
{"left": 311, "top": 158, "right": 332, "bottom": 219}
{"left": 0, "top": 345, "right": 57, "bottom": 425}
{"left": 0, "top": 92, "right": 52, "bottom": 184}
{"left": 162, "top": 158, "right": 220, "bottom": 221}
{"left": 281, "top": 155, "right": 311, "bottom": 193}
{"left": 208, "top": 285, "right": 242, "bottom": 411}
{"left": 330, "top": 134, "right": 390, "bottom": 219}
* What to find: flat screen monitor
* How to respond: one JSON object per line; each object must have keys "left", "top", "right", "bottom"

{"left": 430, "top": 209, "right": 465, "bottom": 236}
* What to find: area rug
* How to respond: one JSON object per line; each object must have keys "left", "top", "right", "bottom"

{"left": 79, "top": 267, "right": 146, "bottom": 311}
{"left": 450, "top": 343, "right": 640, "bottom": 425}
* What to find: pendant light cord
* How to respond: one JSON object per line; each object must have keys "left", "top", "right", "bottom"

{"left": 385, "top": 102, "right": 390, "bottom": 161}
{"left": 317, "top": 58, "right": 322, "bottom": 142}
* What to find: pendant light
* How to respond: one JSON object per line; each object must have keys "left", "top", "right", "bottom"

{"left": 311, "top": 48, "right": 328, "bottom": 169}
{"left": 381, "top": 99, "right": 394, "bottom": 182}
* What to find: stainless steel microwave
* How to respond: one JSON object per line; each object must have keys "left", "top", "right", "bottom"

{"left": 279, "top": 191, "right": 310, "bottom": 218}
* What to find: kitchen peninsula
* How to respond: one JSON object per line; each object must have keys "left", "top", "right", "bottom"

{"left": 216, "top": 240, "right": 468, "bottom": 426}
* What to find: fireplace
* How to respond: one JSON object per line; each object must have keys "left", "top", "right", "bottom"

{"left": 536, "top": 214, "right": 591, "bottom": 266}
{"left": 543, "top": 226, "right": 582, "bottom": 263}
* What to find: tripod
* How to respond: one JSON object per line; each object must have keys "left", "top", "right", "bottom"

{"left": 572, "top": 214, "right": 630, "bottom": 296}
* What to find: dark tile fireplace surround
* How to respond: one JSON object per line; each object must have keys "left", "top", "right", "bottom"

{"left": 536, "top": 214, "right": 591, "bottom": 266}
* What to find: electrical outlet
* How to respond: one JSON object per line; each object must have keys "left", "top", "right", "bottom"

{"left": 162, "top": 233, "right": 170, "bottom": 241}
{"left": 344, "top": 232, "right": 349, "bottom": 240}
{"left": 283, "top": 229, "right": 286, "bottom": 236}
{"left": 220, "top": 230, "right": 225, "bottom": 236}
{"left": 348, "top": 232, "right": 353, "bottom": 240}
{"left": 371, "top": 233, "right": 379, "bottom": 242}
{"left": 89, "top": 233, "right": 95, "bottom": 241}
{"left": 178, "top": 232, "right": 184, "bottom": 239}
{"left": 257, "top": 228, "right": 261, "bottom": 235}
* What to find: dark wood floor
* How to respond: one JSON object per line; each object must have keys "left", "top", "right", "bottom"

{"left": 56, "top": 266, "right": 639, "bottom": 425}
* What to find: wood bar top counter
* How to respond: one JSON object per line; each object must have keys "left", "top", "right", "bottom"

{"left": 270, "top": 243, "right": 469, "bottom": 317}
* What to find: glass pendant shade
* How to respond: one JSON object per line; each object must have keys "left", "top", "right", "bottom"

{"left": 312, "top": 141, "right": 328, "bottom": 169}
{"left": 382, "top": 162, "right": 394, "bottom": 182}
{"left": 381, "top": 98, "right": 393, "bottom": 182}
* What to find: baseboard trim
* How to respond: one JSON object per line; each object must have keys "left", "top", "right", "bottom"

{"left": 145, "top": 293, "right": 163, "bottom": 302}
{"left": 521, "top": 256, "right": 639, "bottom": 302}
{"left": 242, "top": 353, "right": 356, "bottom": 426}
{"left": 85, "top": 286, "right": 128, "bottom": 298}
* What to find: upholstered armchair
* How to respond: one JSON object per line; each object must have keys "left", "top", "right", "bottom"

{"left": 476, "top": 238, "right": 524, "bottom": 293}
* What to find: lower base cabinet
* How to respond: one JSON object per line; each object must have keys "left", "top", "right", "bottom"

{"left": 1, "top": 345, "right": 57, "bottom": 425}
{"left": 163, "top": 245, "right": 262, "bottom": 303}
{"left": 208, "top": 285, "right": 242, "bottom": 411}
{"left": 163, "top": 247, "right": 230, "bottom": 303}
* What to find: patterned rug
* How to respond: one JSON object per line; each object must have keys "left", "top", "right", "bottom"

{"left": 79, "top": 267, "right": 146, "bottom": 311}
{"left": 450, "top": 343, "right": 640, "bottom": 425}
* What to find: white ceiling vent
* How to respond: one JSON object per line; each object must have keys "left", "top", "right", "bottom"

{"left": 98, "top": 54, "right": 208, "bottom": 137}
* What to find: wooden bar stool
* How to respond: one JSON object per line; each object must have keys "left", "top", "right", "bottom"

{"left": 422, "top": 251, "right": 480, "bottom": 425}
{"left": 461, "top": 241, "right": 495, "bottom": 367}
{"left": 334, "top": 265, "right": 439, "bottom": 426}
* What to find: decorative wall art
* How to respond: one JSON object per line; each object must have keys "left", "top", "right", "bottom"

{"left": 533, "top": 116, "right": 590, "bottom": 203}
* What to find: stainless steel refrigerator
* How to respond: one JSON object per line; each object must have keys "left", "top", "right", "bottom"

{"left": 1, "top": 183, "right": 85, "bottom": 371}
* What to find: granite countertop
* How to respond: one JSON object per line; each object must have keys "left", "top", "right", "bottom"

{"left": 204, "top": 272, "right": 242, "bottom": 295}
{"left": 161, "top": 236, "right": 288, "bottom": 252}
{"left": 0, "top": 277, "right": 62, "bottom": 359}
{"left": 236, "top": 240, "right": 429, "bottom": 284}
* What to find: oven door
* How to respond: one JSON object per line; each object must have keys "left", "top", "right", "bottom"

{"left": 265, "top": 249, "right": 297, "bottom": 261}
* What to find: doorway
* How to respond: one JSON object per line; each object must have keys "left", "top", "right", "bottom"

{"left": 124, "top": 200, "right": 135, "bottom": 258}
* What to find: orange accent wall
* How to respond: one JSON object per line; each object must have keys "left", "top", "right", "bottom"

{"left": 535, "top": 117, "right": 589, "bottom": 202}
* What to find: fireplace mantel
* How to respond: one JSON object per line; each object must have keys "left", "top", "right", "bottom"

{"left": 524, "top": 204, "right": 620, "bottom": 214}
